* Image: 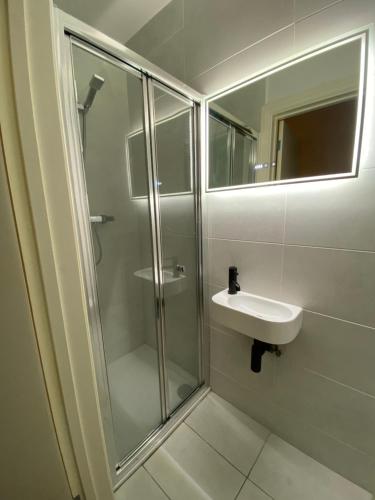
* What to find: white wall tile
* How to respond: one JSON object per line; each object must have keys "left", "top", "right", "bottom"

{"left": 250, "top": 434, "right": 372, "bottom": 500}
{"left": 210, "top": 327, "right": 275, "bottom": 395}
{"left": 285, "top": 170, "right": 375, "bottom": 251}
{"left": 211, "top": 369, "right": 375, "bottom": 493}
{"left": 207, "top": 186, "right": 286, "bottom": 243}
{"left": 127, "top": 0, "right": 184, "bottom": 56}
{"left": 360, "top": 67, "right": 375, "bottom": 171}
{"left": 282, "top": 245, "right": 375, "bottom": 327}
{"left": 274, "top": 363, "right": 375, "bottom": 457}
{"left": 183, "top": 0, "right": 294, "bottom": 81}
{"left": 294, "top": 0, "right": 344, "bottom": 21}
{"left": 210, "top": 368, "right": 296, "bottom": 451}
{"left": 192, "top": 27, "right": 294, "bottom": 95}
{"left": 283, "top": 311, "right": 375, "bottom": 396}
{"left": 294, "top": 0, "right": 375, "bottom": 52}
{"left": 208, "top": 238, "right": 283, "bottom": 299}
{"left": 147, "top": 29, "right": 187, "bottom": 82}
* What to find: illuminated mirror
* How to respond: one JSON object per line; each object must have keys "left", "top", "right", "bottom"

{"left": 207, "top": 33, "right": 366, "bottom": 190}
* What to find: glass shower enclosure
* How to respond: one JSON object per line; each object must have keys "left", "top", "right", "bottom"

{"left": 58, "top": 19, "right": 204, "bottom": 485}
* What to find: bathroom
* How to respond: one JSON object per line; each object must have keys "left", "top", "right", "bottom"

{"left": 0, "top": 0, "right": 375, "bottom": 499}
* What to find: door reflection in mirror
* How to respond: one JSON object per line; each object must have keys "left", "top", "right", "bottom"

{"left": 207, "top": 34, "right": 366, "bottom": 190}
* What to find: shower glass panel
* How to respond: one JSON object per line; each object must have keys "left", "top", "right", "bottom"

{"left": 71, "top": 44, "right": 163, "bottom": 462}
{"left": 233, "top": 130, "right": 257, "bottom": 185}
{"left": 151, "top": 82, "right": 200, "bottom": 412}
{"left": 209, "top": 115, "right": 231, "bottom": 188}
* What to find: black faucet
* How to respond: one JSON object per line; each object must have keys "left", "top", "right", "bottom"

{"left": 228, "top": 266, "right": 240, "bottom": 294}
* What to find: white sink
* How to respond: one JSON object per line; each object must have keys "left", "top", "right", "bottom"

{"left": 212, "top": 289, "right": 303, "bottom": 344}
{"left": 134, "top": 267, "right": 187, "bottom": 297}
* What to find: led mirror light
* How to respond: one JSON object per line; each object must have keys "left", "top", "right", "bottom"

{"left": 206, "top": 32, "right": 367, "bottom": 191}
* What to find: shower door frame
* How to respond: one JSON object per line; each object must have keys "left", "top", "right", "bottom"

{"left": 55, "top": 8, "right": 208, "bottom": 489}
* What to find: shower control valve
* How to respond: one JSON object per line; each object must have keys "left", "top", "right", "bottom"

{"left": 176, "top": 264, "right": 185, "bottom": 274}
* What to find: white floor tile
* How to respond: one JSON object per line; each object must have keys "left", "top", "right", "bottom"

{"left": 186, "top": 392, "right": 270, "bottom": 474}
{"left": 115, "top": 467, "right": 168, "bottom": 500}
{"left": 237, "top": 480, "right": 272, "bottom": 500}
{"left": 145, "top": 422, "right": 244, "bottom": 500}
{"left": 250, "top": 434, "right": 372, "bottom": 500}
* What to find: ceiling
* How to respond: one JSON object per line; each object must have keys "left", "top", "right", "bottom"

{"left": 54, "top": 0, "right": 172, "bottom": 43}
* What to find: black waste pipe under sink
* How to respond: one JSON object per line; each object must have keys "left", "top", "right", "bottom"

{"left": 251, "top": 339, "right": 281, "bottom": 373}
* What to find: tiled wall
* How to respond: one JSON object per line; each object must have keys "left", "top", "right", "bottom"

{"left": 128, "top": 0, "right": 375, "bottom": 492}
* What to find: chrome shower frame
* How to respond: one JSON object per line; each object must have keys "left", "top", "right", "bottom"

{"left": 54, "top": 8, "right": 208, "bottom": 491}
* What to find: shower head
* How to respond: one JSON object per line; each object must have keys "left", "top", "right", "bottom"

{"left": 83, "top": 74, "right": 105, "bottom": 111}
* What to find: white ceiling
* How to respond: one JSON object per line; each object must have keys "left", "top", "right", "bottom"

{"left": 54, "top": 0, "right": 172, "bottom": 43}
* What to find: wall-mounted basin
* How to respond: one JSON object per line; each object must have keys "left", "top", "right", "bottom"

{"left": 134, "top": 267, "right": 187, "bottom": 297}
{"left": 212, "top": 289, "right": 303, "bottom": 345}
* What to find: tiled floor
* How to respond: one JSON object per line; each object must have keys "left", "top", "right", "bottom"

{"left": 115, "top": 392, "right": 373, "bottom": 500}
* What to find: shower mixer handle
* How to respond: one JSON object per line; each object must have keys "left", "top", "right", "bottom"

{"left": 90, "top": 214, "right": 115, "bottom": 224}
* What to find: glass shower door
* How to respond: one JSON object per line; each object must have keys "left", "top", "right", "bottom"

{"left": 149, "top": 81, "right": 201, "bottom": 413}
{"left": 71, "top": 43, "right": 163, "bottom": 463}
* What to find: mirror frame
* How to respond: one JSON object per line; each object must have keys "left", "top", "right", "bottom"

{"left": 204, "top": 30, "right": 368, "bottom": 192}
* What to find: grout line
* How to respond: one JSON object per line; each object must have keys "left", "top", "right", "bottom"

{"left": 247, "top": 433, "right": 271, "bottom": 478}
{"left": 208, "top": 236, "right": 284, "bottom": 245}
{"left": 234, "top": 476, "right": 248, "bottom": 500}
{"left": 305, "top": 367, "right": 375, "bottom": 400}
{"left": 292, "top": 0, "right": 296, "bottom": 46}
{"left": 294, "top": 0, "right": 343, "bottom": 24}
{"left": 208, "top": 236, "right": 375, "bottom": 255}
{"left": 284, "top": 243, "right": 375, "bottom": 254}
{"left": 143, "top": 465, "right": 173, "bottom": 500}
{"left": 210, "top": 323, "right": 244, "bottom": 340}
{"left": 248, "top": 478, "right": 274, "bottom": 499}
{"left": 211, "top": 367, "right": 375, "bottom": 461}
{"left": 142, "top": 2, "right": 185, "bottom": 59}
{"left": 191, "top": 24, "right": 294, "bottom": 81}
{"left": 302, "top": 308, "right": 375, "bottom": 331}
{"left": 184, "top": 421, "right": 247, "bottom": 477}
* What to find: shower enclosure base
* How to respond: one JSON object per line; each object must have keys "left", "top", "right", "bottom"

{"left": 108, "top": 344, "right": 198, "bottom": 459}
{"left": 113, "top": 379, "right": 210, "bottom": 490}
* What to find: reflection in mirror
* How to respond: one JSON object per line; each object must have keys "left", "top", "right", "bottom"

{"left": 207, "top": 35, "right": 365, "bottom": 190}
{"left": 127, "top": 106, "right": 192, "bottom": 198}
